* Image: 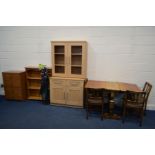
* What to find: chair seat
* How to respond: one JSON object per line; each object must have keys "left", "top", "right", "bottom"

{"left": 122, "top": 91, "right": 146, "bottom": 126}
{"left": 126, "top": 100, "right": 143, "bottom": 108}
{"left": 88, "top": 97, "right": 102, "bottom": 105}
{"left": 86, "top": 88, "right": 104, "bottom": 120}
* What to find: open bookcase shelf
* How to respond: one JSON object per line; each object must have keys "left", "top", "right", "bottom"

{"left": 25, "top": 67, "right": 52, "bottom": 100}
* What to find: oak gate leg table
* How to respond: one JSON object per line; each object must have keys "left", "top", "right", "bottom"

{"left": 85, "top": 80, "right": 142, "bottom": 119}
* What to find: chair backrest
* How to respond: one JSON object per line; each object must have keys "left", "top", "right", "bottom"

{"left": 86, "top": 88, "right": 103, "bottom": 98}
{"left": 124, "top": 91, "right": 146, "bottom": 105}
{"left": 86, "top": 88, "right": 105, "bottom": 104}
{"left": 143, "top": 82, "right": 152, "bottom": 102}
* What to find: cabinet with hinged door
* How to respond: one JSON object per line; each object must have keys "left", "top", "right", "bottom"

{"left": 2, "top": 71, "right": 27, "bottom": 100}
{"left": 52, "top": 41, "right": 87, "bottom": 78}
{"left": 50, "top": 77, "right": 85, "bottom": 107}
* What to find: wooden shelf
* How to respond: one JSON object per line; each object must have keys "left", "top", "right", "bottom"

{"left": 25, "top": 67, "right": 52, "bottom": 100}
{"left": 27, "top": 77, "right": 41, "bottom": 80}
{"left": 54, "top": 53, "right": 64, "bottom": 55}
{"left": 71, "top": 65, "right": 82, "bottom": 67}
{"left": 71, "top": 53, "right": 82, "bottom": 55}
{"left": 55, "top": 64, "right": 65, "bottom": 66}
{"left": 26, "top": 66, "right": 51, "bottom": 70}
{"left": 28, "top": 86, "right": 40, "bottom": 90}
{"left": 28, "top": 96, "right": 42, "bottom": 100}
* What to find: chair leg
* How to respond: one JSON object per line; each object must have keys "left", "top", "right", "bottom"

{"left": 86, "top": 101, "right": 89, "bottom": 119}
{"left": 144, "top": 103, "right": 147, "bottom": 116}
{"left": 122, "top": 107, "right": 126, "bottom": 124}
{"left": 86, "top": 106, "right": 89, "bottom": 120}
{"left": 101, "top": 103, "right": 104, "bottom": 120}
{"left": 139, "top": 108, "right": 144, "bottom": 127}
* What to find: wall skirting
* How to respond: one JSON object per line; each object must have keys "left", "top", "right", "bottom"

{"left": 147, "top": 104, "right": 155, "bottom": 110}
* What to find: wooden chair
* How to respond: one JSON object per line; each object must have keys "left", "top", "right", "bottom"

{"left": 143, "top": 82, "right": 152, "bottom": 115}
{"left": 86, "top": 88, "right": 104, "bottom": 120}
{"left": 122, "top": 91, "right": 146, "bottom": 126}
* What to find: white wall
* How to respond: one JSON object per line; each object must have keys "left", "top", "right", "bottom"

{"left": 0, "top": 26, "right": 155, "bottom": 109}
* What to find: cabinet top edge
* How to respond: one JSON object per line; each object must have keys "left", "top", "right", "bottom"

{"left": 2, "top": 71, "right": 25, "bottom": 73}
{"left": 51, "top": 41, "right": 87, "bottom": 43}
{"left": 25, "top": 66, "right": 52, "bottom": 69}
{"left": 50, "top": 77, "right": 86, "bottom": 81}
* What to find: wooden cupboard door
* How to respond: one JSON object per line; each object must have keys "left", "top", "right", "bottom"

{"left": 50, "top": 78, "right": 66, "bottom": 104}
{"left": 67, "top": 87, "right": 83, "bottom": 107}
{"left": 2, "top": 71, "right": 27, "bottom": 100}
{"left": 13, "top": 88, "right": 24, "bottom": 100}
{"left": 68, "top": 42, "right": 87, "bottom": 78}
{"left": 67, "top": 80, "right": 84, "bottom": 107}
{"left": 12, "top": 74, "right": 22, "bottom": 87}
{"left": 2, "top": 73, "right": 12, "bottom": 87}
{"left": 2, "top": 72, "right": 25, "bottom": 87}
{"left": 4, "top": 88, "right": 13, "bottom": 99}
{"left": 51, "top": 87, "right": 66, "bottom": 104}
{"left": 5, "top": 87, "right": 26, "bottom": 100}
{"left": 52, "top": 42, "right": 68, "bottom": 77}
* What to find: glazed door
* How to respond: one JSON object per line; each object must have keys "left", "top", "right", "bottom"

{"left": 52, "top": 42, "right": 68, "bottom": 77}
{"left": 68, "top": 42, "right": 87, "bottom": 78}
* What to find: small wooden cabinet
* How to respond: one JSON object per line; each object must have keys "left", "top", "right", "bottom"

{"left": 52, "top": 41, "right": 87, "bottom": 78}
{"left": 25, "top": 67, "right": 52, "bottom": 100}
{"left": 50, "top": 77, "right": 85, "bottom": 107}
{"left": 2, "top": 71, "right": 27, "bottom": 100}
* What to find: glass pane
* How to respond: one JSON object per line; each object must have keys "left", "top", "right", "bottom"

{"left": 55, "top": 55, "right": 64, "bottom": 65}
{"left": 54, "top": 46, "right": 64, "bottom": 54}
{"left": 71, "top": 67, "right": 81, "bottom": 75}
{"left": 55, "top": 66, "right": 65, "bottom": 73}
{"left": 71, "top": 46, "right": 82, "bottom": 55}
{"left": 71, "top": 55, "right": 82, "bottom": 65}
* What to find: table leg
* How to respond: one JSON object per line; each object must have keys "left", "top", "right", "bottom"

{"left": 109, "top": 99, "right": 115, "bottom": 115}
{"left": 103, "top": 91, "right": 121, "bottom": 120}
